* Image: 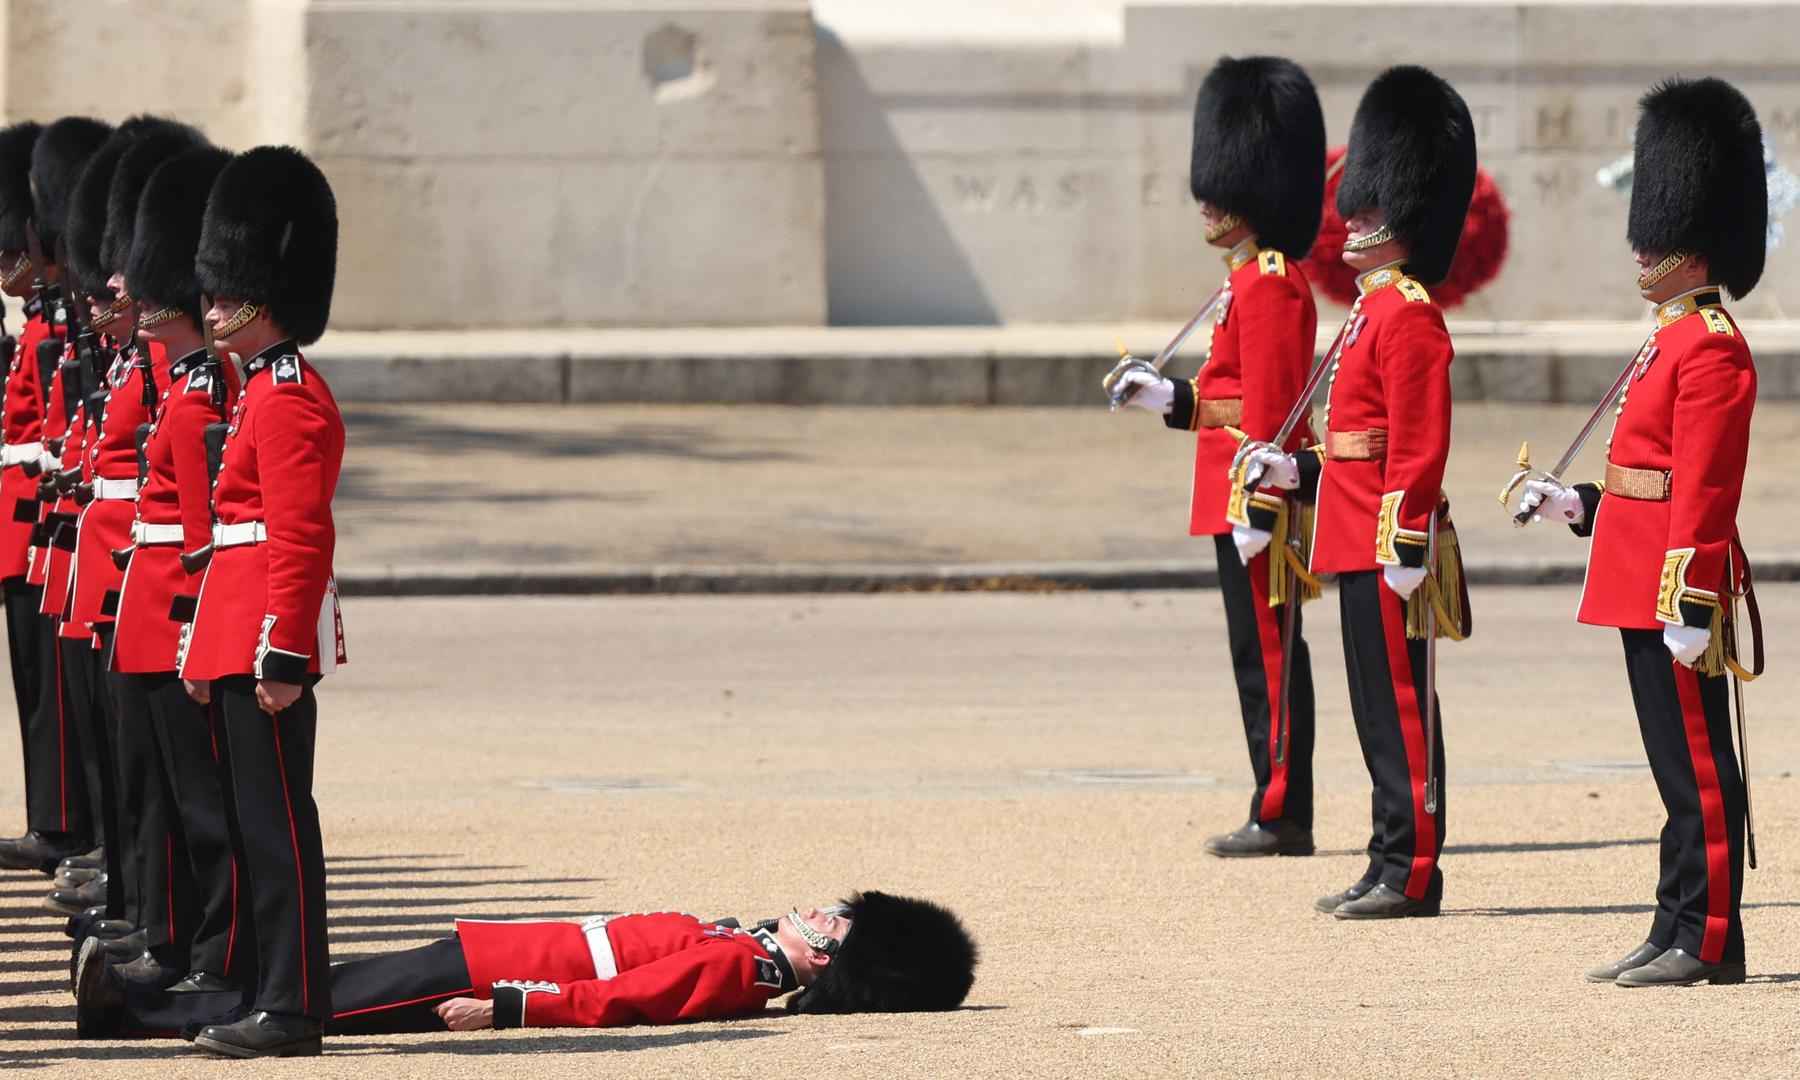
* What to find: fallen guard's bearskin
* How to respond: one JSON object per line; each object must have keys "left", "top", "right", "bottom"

{"left": 29, "top": 117, "right": 113, "bottom": 259}
{"left": 1189, "top": 55, "right": 1326, "bottom": 258}
{"left": 0, "top": 122, "right": 43, "bottom": 252}
{"left": 101, "top": 121, "right": 207, "bottom": 283}
{"left": 127, "top": 147, "right": 234, "bottom": 327}
{"left": 785, "top": 891, "right": 978, "bottom": 1014}
{"left": 196, "top": 145, "right": 338, "bottom": 345}
{"left": 1628, "top": 77, "right": 1767, "bottom": 300}
{"left": 1335, "top": 66, "right": 1477, "bottom": 284}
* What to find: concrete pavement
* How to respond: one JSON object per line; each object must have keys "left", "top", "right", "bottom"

{"left": 2, "top": 587, "right": 1798, "bottom": 1076}
{"left": 334, "top": 401, "right": 1800, "bottom": 593}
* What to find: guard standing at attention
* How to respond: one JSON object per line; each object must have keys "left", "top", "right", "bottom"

{"left": 1108, "top": 56, "right": 1326, "bottom": 858}
{"left": 1239, "top": 66, "right": 1476, "bottom": 919}
{"left": 180, "top": 146, "right": 347, "bottom": 1058}
{"left": 1516, "top": 77, "right": 1765, "bottom": 987}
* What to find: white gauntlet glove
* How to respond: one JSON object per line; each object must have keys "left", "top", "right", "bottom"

{"left": 1241, "top": 446, "right": 1299, "bottom": 490}
{"left": 1115, "top": 369, "right": 1173, "bottom": 413}
{"left": 1231, "top": 524, "right": 1273, "bottom": 565}
{"left": 1518, "top": 478, "right": 1585, "bottom": 526}
{"left": 1382, "top": 564, "right": 1427, "bottom": 599}
{"left": 1663, "top": 623, "right": 1710, "bottom": 667}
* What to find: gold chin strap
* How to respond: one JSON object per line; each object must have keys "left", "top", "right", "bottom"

{"left": 138, "top": 305, "right": 185, "bottom": 328}
{"left": 1343, "top": 223, "right": 1396, "bottom": 252}
{"left": 89, "top": 294, "right": 132, "bottom": 331}
{"left": 214, "top": 301, "right": 261, "bottom": 340}
{"left": 1637, "top": 249, "right": 1691, "bottom": 291}
{"left": 1204, "top": 213, "right": 1244, "bottom": 243}
{"left": 0, "top": 254, "right": 31, "bottom": 289}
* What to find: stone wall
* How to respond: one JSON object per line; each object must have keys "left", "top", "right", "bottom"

{"left": 3, "top": 2, "right": 1798, "bottom": 328}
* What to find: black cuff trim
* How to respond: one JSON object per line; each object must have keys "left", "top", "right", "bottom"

{"left": 1393, "top": 537, "right": 1428, "bottom": 569}
{"left": 100, "top": 590, "right": 120, "bottom": 618}
{"left": 1295, "top": 449, "right": 1323, "bottom": 504}
{"left": 51, "top": 524, "right": 76, "bottom": 552}
{"left": 1163, "top": 378, "right": 1196, "bottom": 431}
{"left": 1678, "top": 599, "right": 1717, "bottom": 631}
{"left": 12, "top": 498, "right": 40, "bottom": 524}
{"left": 491, "top": 985, "right": 526, "bottom": 1029}
{"left": 168, "top": 595, "right": 198, "bottom": 623}
{"left": 259, "top": 649, "right": 310, "bottom": 684}
{"left": 1246, "top": 503, "right": 1280, "bottom": 533}
{"left": 1570, "top": 483, "right": 1603, "bottom": 539}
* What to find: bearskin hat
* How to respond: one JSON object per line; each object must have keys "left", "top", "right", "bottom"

{"left": 784, "top": 891, "right": 977, "bottom": 1015}
{"left": 101, "top": 121, "right": 206, "bottom": 282}
{"left": 126, "top": 147, "right": 233, "bottom": 328}
{"left": 30, "top": 117, "right": 112, "bottom": 260}
{"left": 196, "top": 146, "right": 337, "bottom": 345}
{"left": 1335, "top": 66, "right": 1477, "bottom": 285}
{"left": 67, "top": 118, "right": 204, "bottom": 298}
{"left": 1189, "top": 56, "right": 1326, "bottom": 258}
{"left": 0, "top": 123, "right": 43, "bottom": 252}
{"left": 1628, "top": 77, "right": 1767, "bottom": 299}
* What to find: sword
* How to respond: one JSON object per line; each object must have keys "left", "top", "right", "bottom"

{"left": 1499, "top": 331, "right": 1654, "bottom": 524}
{"left": 1102, "top": 284, "right": 1227, "bottom": 409}
{"left": 1423, "top": 506, "right": 1442, "bottom": 815}
{"left": 1723, "top": 557, "right": 1759, "bottom": 870}
{"left": 1231, "top": 306, "right": 1360, "bottom": 493}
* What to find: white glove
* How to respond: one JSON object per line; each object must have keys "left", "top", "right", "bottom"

{"left": 1242, "top": 446, "right": 1299, "bottom": 490}
{"left": 1116, "top": 369, "right": 1173, "bottom": 413}
{"left": 1383, "top": 564, "right": 1427, "bottom": 599}
{"left": 1663, "top": 623, "right": 1710, "bottom": 667}
{"left": 1518, "top": 478, "right": 1585, "bottom": 526}
{"left": 1232, "top": 524, "right": 1273, "bottom": 564}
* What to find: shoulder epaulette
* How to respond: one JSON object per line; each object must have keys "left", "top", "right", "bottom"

{"left": 1700, "top": 308, "right": 1734, "bottom": 337}
{"left": 186, "top": 369, "right": 213, "bottom": 394}
{"left": 1396, "top": 278, "right": 1431, "bottom": 304}
{"left": 271, "top": 354, "right": 305, "bottom": 386}
{"left": 1258, "top": 249, "right": 1286, "bottom": 276}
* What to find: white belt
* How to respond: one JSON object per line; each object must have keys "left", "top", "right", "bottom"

{"left": 580, "top": 915, "right": 619, "bottom": 980}
{"left": 1, "top": 442, "right": 43, "bottom": 467}
{"left": 131, "top": 522, "right": 185, "bottom": 546}
{"left": 213, "top": 521, "right": 267, "bottom": 548}
{"left": 91, "top": 477, "right": 139, "bottom": 501}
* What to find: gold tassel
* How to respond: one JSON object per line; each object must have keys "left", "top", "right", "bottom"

{"left": 1268, "top": 499, "right": 1323, "bottom": 608}
{"left": 1405, "top": 519, "right": 1470, "bottom": 642}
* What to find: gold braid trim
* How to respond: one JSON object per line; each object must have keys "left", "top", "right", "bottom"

{"left": 1700, "top": 591, "right": 1760, "bottom": 682}
{"left": 1404, "top": 519, "right": 1470, "bottom": 642}
{"left": 1267, "top": 498, "right": 1322, "bottom": 608}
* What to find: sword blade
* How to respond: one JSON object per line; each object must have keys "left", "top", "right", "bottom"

{"left": 1148, "top": 285, "right": 1227, "bottom": 373}
{"left": 1545, "top": 332, "right": 1655, "bottom": 481}
{"left": 1423, "top": 507, "right": 1441, "bottom": 815}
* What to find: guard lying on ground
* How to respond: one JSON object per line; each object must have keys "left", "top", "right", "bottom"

{"left": 75, "top": 890, "right": 976, "bottom": 1055}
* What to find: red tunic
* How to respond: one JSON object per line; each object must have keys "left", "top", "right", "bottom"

{"left": 114, "top": 352, "right": 238, "bottom": 674}
{"left": 1576, "top": 289, "right": 1755, "bottom": 630}
{"left": 1165, "top": 244, "right": 1318, "bottom": 536}
{"left": 1, "top": 310, "right": 50, "bottom": 579}
{"left": 70, "top": 341, "right": 170, "bottom": 627}
{"left": 455, "top": 912, "right": 790, "bottom": 1028}
{"left": 1309, "top": 265, "right": 1454, "bottom": 574}
{"left": 40, "top": 398, "right": 86, "bottom": 630}
{"left": 24, "top": 319, "right": 70, "bottom": 589}
{"left": 181, "top": 344, "right": 346, "bottom": 682}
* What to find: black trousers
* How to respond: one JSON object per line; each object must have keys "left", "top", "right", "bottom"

{"left": 1213, "top": 533, "right": 1315, "bottom": 829}
{"left": 65, "top": 632, "right": 127, "bottom": 919}
{"left": 145, "top": 673, "right": 251, "bottom": 980}
{"left": 20, "top": 599, "right": 89, "bottom": 839}
{"left": 218, "top": 675, "right": 330, "bottom": 1019}
{"left": 1338, "top": 570, "right": 1446, "bottom": 898}
{"left": 111, "top": 672, "right": 192, "bottom": 958}
{"left": 5, "top": 578, "right": 44, "bottom": 821}
{"left": 110, "top": 937, "right": 470, "bottom": 1039}
{"left": 1620, "top": 629, "right": 1746, "bottom": 964}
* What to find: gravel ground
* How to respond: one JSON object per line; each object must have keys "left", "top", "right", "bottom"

{"left": 3, "top": 588, "right": 1799, "bottom": 1076}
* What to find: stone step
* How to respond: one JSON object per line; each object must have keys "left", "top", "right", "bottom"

{"left": 307, "top": 321, "right": 1800, "bottom": 405}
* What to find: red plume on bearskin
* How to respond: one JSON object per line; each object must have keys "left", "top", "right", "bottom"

{"left": 1302, "top": 145, "right": 1511, "bottom": 309}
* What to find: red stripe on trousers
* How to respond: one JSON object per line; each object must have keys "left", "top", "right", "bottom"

{"left": 333, "top": 987, "right": 474, "bottom": 1020}
{"left": 55, "top": 640, "right": 66, "bottom": 830}
{"left": 271, "top": 716, "right": 311, "bottom": 1015}
{"left": 1248, "top": 549, "right": 1289, "bottom": 822}
{"left": 1672, "top": 663, "right": 1731, "bottom": 964}
{"left": 209, "top": 703, "right": 239, "bottom": 978}
{"left": 1377, "top": 581, "right": 1437, "bottom": 899}
{"left": 166, "top": 833, "right": 175, "bottom": 942}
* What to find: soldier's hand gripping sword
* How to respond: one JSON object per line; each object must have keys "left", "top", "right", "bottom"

{"left": 1499, "top": 332, "right": 1654, "bottom": 524}
{"left": 1101, "top": 285, "right": 1227, "bottom": 409}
